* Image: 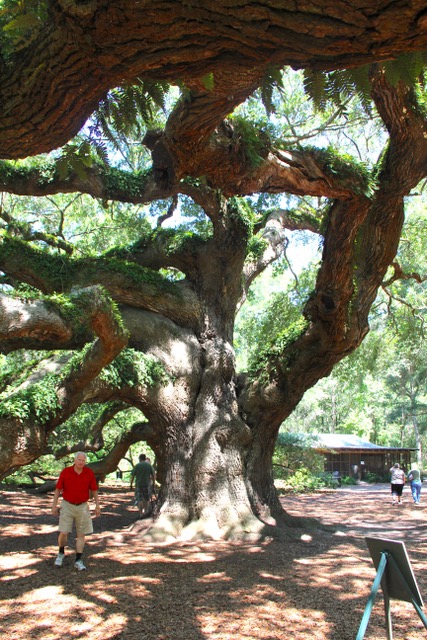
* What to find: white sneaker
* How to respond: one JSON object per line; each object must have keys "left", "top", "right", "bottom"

{"left": 74, "top": 559, "right": 86, "bottom": 571}
{"left": 54, "top": 553, "right": 64, "bottom": 567}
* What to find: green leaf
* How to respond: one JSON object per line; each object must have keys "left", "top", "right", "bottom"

{"left": 3, "top": 14, "right": 40, "bottom": 32}
{"left": 303, "top": 69, "right": 327, "bottom": 112}
{"left": 201, "top": 73, "right": 215, "bottom": 91}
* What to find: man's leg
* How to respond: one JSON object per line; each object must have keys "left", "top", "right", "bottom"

{"left": 74, "top": 534, "right": 87, "bottom": 570}
{"left": 58, "top": 531, "right": 68, "bottom": 548}
{"left": 55, "top": 502, "right": 73, "bottom": 567}
{"left": 74, "top": 505, "right": 93, "bottom": 570}
{"left": 140, "top": 485, "right": 150, "bottom": 516}
{"left": 55, "top": 531, "right": 68, "bottom": 566}
{"left": 134, "top": 486, "right": 143, "bottom": 517}
{"left": 137, "top": 500, "right": 144, "bottom": 517}
{"left": 76, "top": 534, "right": 86, "bottom": 554}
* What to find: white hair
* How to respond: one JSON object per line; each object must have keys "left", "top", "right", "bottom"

{"left": 74, "top": 451, "right": 87, "bottom": 460}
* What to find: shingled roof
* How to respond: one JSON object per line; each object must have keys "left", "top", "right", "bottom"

{"left": 312, "top": 434, "right": 416, "bottom": 451}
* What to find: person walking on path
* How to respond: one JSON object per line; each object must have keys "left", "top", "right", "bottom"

{"left": 51, "top": 451, "right": 101, "bottom": 570}
{"left": 389, "top": 463, "right": 406, "bottom": 505}
{"left": 407, "top": 463, "right": 422, "bottom": 505}
{"left": 130, "top": 453, "right": 155, "bottom": 518}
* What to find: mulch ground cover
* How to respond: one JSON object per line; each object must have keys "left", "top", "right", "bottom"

{"left": 1, "top": 482, "right": 426, "bottom": 639}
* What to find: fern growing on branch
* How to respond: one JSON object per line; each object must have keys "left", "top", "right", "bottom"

{"left": 303, "top": 53, "right": 427, "bottom": 113}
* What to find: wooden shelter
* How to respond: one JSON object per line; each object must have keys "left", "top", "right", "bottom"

{"left": 312, "top": 434, "right": 416, "bottom": 479}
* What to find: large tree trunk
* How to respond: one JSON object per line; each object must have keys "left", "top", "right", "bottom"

{"left": 156, "top": 411, "right": 261, "bottom": 541}
{"left": 146, "top": 321, "right": 266, "bottom": 540}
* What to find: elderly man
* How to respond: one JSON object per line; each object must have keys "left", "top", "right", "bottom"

{"left": 51, "top": 451, "right": 101, "bottom": 570}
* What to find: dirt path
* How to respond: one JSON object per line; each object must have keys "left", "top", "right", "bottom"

{"left": 0, "top": 483, "right": 426, "bottom": 640}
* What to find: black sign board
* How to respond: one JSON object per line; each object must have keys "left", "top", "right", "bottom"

{"left": 365, "top": 537, "right": 423, "bottom": 606}
{"left": 356, "top": 537, "right": 427, "bottom": 640}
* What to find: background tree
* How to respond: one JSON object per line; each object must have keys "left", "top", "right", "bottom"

{"left": 264, "top": 198, "right": 427, "bottom": 463}
{"left": 0, "top": 3, "right": 426, "bottom": 540}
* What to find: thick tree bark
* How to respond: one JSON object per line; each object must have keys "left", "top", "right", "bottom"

{"left": 1, "top": 2, "right": 427, "bottom": 158}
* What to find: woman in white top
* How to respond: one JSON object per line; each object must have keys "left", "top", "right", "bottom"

{"left": 389, "top": 463, "right": 405, "bottom": 505}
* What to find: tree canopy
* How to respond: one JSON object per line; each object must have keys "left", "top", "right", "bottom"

{"left": 0, "top": 1, "right": 426, "bottom": 540}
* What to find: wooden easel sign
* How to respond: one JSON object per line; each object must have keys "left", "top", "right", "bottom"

{"left": 356, "top": 537, "right": 427, "bottom": 640}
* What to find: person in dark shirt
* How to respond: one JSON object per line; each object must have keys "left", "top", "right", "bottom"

{"left": 130, "top": 453, "right": 155, "bottom": 518}
{"left": 51, "top": 451, "right": 101, "bottom": 570}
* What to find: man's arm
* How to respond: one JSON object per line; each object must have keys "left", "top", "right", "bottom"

{"left": 51, "top": 488, "right": 61, "bottom": 516}
{"left": 91, "top": 489, "right": 101, "bottom": 517}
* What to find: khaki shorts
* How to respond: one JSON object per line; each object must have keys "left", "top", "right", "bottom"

{"left": 58, "top": 500, "right": 93, "bottom": 536}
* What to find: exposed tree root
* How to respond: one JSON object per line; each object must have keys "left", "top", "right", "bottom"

{"left": 127, "top": 506, "right": 337, "bottom": 544}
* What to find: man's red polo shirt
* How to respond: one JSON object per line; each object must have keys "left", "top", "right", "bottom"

{"left": 56, "top": 465, "right": 98, "bottom": 504}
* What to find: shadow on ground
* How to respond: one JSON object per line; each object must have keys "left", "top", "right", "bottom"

{"left": 0, "top": 483, "right": 426, "bottom": 640}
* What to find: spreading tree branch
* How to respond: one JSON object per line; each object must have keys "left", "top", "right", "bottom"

{"left": 0, "top": 285, "right": 129, "bottom": 478}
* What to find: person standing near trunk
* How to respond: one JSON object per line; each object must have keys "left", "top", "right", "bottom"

{"left": 130, "top": 453, "right": 155, "bottom": 518}
{"left": 51, "top": 451, "right": 101, "bottom": 570}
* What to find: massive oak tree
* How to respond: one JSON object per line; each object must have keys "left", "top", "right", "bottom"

{"left": 0, "top": 1, "right": 426, "bottom": 539}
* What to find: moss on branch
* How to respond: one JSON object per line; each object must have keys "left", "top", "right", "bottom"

{"left": 0, "top": 285, "right": 130, "bottom": 424}
{"left": 0, "top": 235, "right": 184, "bottom": 297}
{"left": 100, "top": 348, "right": 169, "bottom": 389}
{"left": 0, "top": 373, "right": 61, "bottom": 424}
{"left": 248, "top": 317, "right": 309, "bottom": 381}
{"left": 228, "top": 116, "right": 272, "bottom": 168}
{"left": 308, "top": 147, "right": 375, "bottom": 197}
{"left": 0, "top": 236, "right": 75, "bottom": 291}
{"left": 94, "top": 255, "right": 181, "bottom": 292}
{"left": 0, "top": 159, "right": 151, "bottom": 201}
{"left": 102, "top": 166, "right": 150, "bottom": 199}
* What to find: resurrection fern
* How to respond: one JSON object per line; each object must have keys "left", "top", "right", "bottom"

{"left": 0, "top": 374, "right": 60, "bottom": 424}
{"left": 56, "top": 138, "right": 109, "bottom": 180}
{"left": 93, "top": 79, "right": 169, "bottom": 143}
{"left": 247, "top": 235, "right": 268, "bottom": 260}
{"left": 259, "top": 65, "right": 285, "bottom": 115}
{"left": 303, "top": 67, "right": 371, "bottom": 113}
{"left": 302, "top": 69, "right": 328, "bottom": 112}
{"left": 228, "top": 116, "right": 272, "bottom": 167}
{"left": 228, "top": 196, "right": 258, "bottom": 235}
{"left": 201, "top": 72, "right": 215, "bottom": 91}
{"left": 327, "top": 67, "right": 372, "bottom": 114}
{"left": 54, "top": 79, "right": 169, "bottom": 176}
{"left": 248, "top": 317, "right": 309, "bottom": 381}
{"left": 303, "top": 53, "right": 427, "bottom": 113}
{"left": 100, "top": 349, "right": 168, "bottom": 389}
{"left": 311, "top": 146, "right": 374, "bottom": 196}
{"left": 0, "top": 355, "right": 45, "bottom": 395}
{"left": 384, "top": 52, "right": 427, "bottom": 87}
{"left": 0, "top": 0, "right": 47, "bottom": 54}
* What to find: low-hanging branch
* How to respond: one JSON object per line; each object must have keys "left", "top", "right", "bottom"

{"left": 0, "top": 285, "right": 129, "bottom": 477}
